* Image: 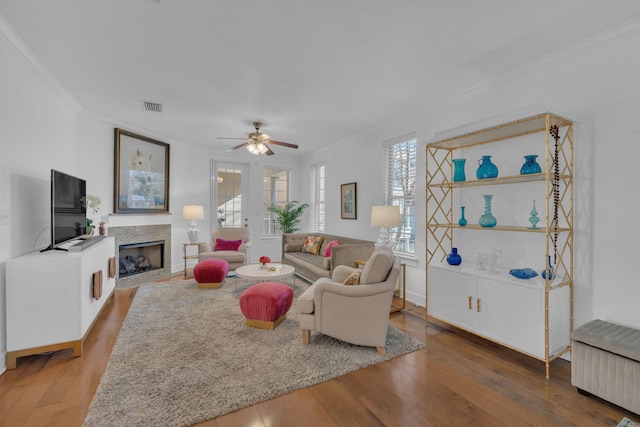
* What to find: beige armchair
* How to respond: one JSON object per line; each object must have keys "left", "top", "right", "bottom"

{"left": 296, "top": 247, "right": 400, "bottom": 354}
{"left": 198, "top": 227, "right": 250, "bottom": 271}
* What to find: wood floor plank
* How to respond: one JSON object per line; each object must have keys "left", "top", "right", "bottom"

{"left": 1, "top": 275, "right": 637, "bottom": 427}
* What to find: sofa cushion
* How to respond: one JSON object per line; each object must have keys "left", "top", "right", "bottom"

{"left": 301, "top": 236, "right": 324, "bottom": 255}
{"left": 360, "top": 248, "right": 394, "bottom": 284}
{"left": 342, "top": 269, "right": 362, "bottom": 286}
{"left": 215, "top": 238, "right": 242, "bottom": 251}
{"left": 324, "top": 240, "right": 340, "bottom": 257}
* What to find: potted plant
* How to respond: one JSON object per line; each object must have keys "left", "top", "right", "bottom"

{"left": 268, "top": 201, "right": 309, "bottom": 234}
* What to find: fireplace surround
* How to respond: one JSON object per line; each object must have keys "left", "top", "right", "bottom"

{"left": 109, "top": 224, "right": 171, "bottom": 287}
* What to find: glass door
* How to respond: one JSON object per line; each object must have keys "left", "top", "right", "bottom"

{"left": 212, "top": 161, "right": 249, "bottom": 230}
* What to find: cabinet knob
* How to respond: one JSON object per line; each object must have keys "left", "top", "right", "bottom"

{"left": 477, "top": 298, "right": 481, "bottom": 312}
{"left": 468, "top": 296, "right": 472, "bottom": 310}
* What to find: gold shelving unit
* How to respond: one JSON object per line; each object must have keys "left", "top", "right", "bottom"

{"left": 425, "top": 112, "right": 574, "bottom": 378}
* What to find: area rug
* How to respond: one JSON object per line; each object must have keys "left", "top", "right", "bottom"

{"left": 83, "top": 279, "right": 424, "bottom": 427}
{"left": 619, "top": 418, "right": 640, "bottom": 427}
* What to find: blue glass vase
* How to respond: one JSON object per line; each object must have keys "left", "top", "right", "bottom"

{"left": 478, "top": 195, "right": 497, "bottom": 228}
{"left": 520, "top": 155, "right": 542, "bottom": 175}
{"left": 446, "top": 247, "right": 462, "bottom": 265}
{"left": 453, "top": 158, "right": 466, "bottom": 182}
{"left": 476, "top": 155, "right": 499, "bottom": 179}
{"left": 542, "top": 255, "right": 554, "bottom": 280}
{"left": 458, "top": 206, "right": 467, "bottom": 226}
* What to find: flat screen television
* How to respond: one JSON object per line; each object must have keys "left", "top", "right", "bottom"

{"left": 42, "top": 169, "right": 87, "bottom": 251}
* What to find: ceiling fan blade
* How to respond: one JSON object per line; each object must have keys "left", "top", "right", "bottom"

{"left": 268, "top": 140, "right": 298, "bottom": 149}
{"left": 226, "top": 141, "right": 250, "bottom": 152}
{"left": 265, "top": 146, "right": 275, "bottom": 156}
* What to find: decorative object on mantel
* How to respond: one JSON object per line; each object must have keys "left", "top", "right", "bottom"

{"left": 476, "top": 249, "right": 502, "bottom": 272}
{"left": 370, "top": 205, "right": 401, "bottom": 248}
{"left": 458, "top": 206, "right": 467, "bottom": 226}
{"left": 259, "top": 256, "right": 271, "bottom": 269}
{"left": 528, "top": 199, "right": 540, "bottom": 229}
{"left": 446, "top": 248, "right": 462, "bottom": 265}
{"left": 541, "top": 255, "right": 555, "bottom": 280}
{"left": 476, "top": 155, "right": 499, "bottom": 179}
{"left": 478, "top": 194, "right": 497, "bottom": 228}
{"left": 182, "top": 205, "right": 204, "bottom": 243}
{"left": 114, "top": 128, "right": 170, "bottom": 214}
{"left": 452, "top": 158, "right": 466, "bottom": 182}
{"left": 509, "top": 268, "right": 538, "bottom": 279}
{"left": 520, "top": 154, "right": 542, "bottom": 175}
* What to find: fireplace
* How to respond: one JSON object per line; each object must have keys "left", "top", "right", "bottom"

{"left": 109, "top": 224, "right": 171, "bottom": 288}
{"left": 119, "top": 240, "right": 164, "bottom": 278}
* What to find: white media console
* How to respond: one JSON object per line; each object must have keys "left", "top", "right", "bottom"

{"left": 5, "top": 237, "right": 116, "bottom": 369}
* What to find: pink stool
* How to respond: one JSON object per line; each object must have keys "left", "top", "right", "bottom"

{"left": 239, "top": 282, "right": 294, "bottom": 330}
{"left": 193, "top": 259, "right": 229, "bottom": 289}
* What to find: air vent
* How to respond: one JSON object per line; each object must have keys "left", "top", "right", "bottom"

{"left": 142, "top": 101, "right": 163, "bottom": 113}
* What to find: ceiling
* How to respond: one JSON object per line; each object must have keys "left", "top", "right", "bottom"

{"left": 2, "top": 0, "right": 640, "bottom": 156}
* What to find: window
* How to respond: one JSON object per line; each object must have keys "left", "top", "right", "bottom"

{"left": 311, "top": 163, "right": 325, "bottom": 232}
{"left": 385, "top": 133, "right": 417, "bottom": 254}
{"left": 263, "top": 168, "right": 289, "bottom": 235}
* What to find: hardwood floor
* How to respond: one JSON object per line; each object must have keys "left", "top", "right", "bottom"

{"left": 1, "top": 276, "right": 637, "bottom": 427}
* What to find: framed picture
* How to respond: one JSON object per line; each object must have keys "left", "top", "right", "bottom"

{"left": 340, "top": 182, "right": 357, "bottom": 219}
{"left": 114, "top": 128, "right": 170, "bottom": 214}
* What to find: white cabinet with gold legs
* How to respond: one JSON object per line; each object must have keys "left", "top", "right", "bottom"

{"left": 426, "top": 112, "right": 574, "bottom": 378}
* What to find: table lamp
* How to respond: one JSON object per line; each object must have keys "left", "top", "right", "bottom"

{"left": 370, "top": 205, "right": 401, "bottom": 248}
{"left": 182, "top": 205, "right": 205, "bottom": 243}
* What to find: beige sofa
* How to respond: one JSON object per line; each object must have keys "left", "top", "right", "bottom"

{"left": 296, "top": 247, "right": 400, "bottom": 354}
{"left": 281, "top": 232, "right": 375, "bottom": 282}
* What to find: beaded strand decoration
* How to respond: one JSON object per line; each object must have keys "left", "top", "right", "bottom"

{"left": 549, "top": 124, "right": 560, "bottom": 264}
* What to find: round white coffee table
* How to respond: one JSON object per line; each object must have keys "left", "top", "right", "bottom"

{"left": 235, "top": 263, "right": 296, "bottom": 290}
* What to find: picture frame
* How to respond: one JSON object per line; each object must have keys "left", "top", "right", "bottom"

{"left": 340, "top": 182, "right": 357, "bottom": 219}
{"left": 114, "top": 128, "right": 170, "bottom": 214}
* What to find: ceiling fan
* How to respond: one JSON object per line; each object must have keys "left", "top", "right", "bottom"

{"left": 220, "top": 122, "right": 298, "bottom": 155}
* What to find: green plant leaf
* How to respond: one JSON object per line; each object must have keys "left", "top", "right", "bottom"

{"left": 268, "top": 201, "right": 310, "bottom": 233}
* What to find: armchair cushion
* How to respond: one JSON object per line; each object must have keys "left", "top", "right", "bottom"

{"left": 360, "top": 248, "right": 394, "bottom": 284}
{"left": 342, "top": 269, "right": 362, "bottom": 286}
{"left": 215, "top": 238, "right": 242, "bottom": 251}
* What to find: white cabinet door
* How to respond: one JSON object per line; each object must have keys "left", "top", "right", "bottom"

{"left": 476, "top": 277, "right": 544, "bottom": 357}
{"left": 428, "top": 266, "right": 476, "bottom": 331}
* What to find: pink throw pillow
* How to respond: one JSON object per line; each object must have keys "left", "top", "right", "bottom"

{"left": 215, "top": 238, "right": 242, "bottom": 251}
{"left": 324, "top": 240, "right": 340, "bottom": 257}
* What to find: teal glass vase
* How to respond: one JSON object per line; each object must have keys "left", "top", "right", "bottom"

{"left": 542, "top": 255, "right": 554, "bottom": 280}
{"left": 520, "top": 154, "right": 542, "bottom": 175}
{"left": 476, "top": 155, "right": 499, "bottom": 179}
{"left": 458, "top": 206, "right": 467, "bottom": 226}
{"left": 478, "top": 195, "right": 497, "bottom": 228}
{"left": 452, "top": 158, "right": 466, "bottom": 182}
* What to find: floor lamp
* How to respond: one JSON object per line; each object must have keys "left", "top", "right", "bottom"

{"left": 182, "top": 205, "right": 205, "bottom": 243}
{"left": 370, "top": 205, "right": 401, "bottom": 248}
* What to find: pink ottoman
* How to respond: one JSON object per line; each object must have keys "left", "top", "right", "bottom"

{"left": 239, "top": 282, "right": 294, "bottom": 330}
{"left": 193, "top": 259, "right": 229, "bottom": 289}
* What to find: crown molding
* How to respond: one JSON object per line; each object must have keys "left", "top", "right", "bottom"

{"left": 0, "top": 13, "right": 82, "bottom": 113}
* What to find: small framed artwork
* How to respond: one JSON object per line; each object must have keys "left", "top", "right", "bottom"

{"left": 340, "top": 182, "right": 357, "bottom": 219}
{"left": 114, "top": 128, "right": 170, "bottom": 214}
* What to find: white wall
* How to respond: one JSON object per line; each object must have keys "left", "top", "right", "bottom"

{"left": 0, "top": 24, "right": 80, "bottom": 373}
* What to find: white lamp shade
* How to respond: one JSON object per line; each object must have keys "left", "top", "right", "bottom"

{"left": 370, "top": 205, "right": 401, "bottom": 227}
{"left": 182, "top": 205, "right": 205, "bottom": 221}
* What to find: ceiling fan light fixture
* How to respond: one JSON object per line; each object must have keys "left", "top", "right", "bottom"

{"left": 246, "top": 141, "right": 269, "bottom": 155}
{"left": 246, "top": 142, "right": 260, "bottom": 155}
